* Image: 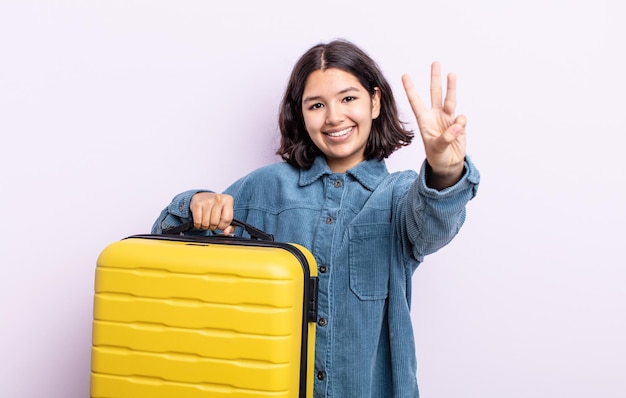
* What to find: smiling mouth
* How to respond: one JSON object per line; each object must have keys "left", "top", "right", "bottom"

{"left": 325, "top": 127, "right": 353, "bottom": 137}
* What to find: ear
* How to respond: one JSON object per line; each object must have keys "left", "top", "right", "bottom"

{"left": 371, "top": 87, "right": 381, "bottom": 119}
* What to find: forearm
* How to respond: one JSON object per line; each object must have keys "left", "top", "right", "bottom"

{"left": 403, "top": 158, "right": 480, "bottom": 260}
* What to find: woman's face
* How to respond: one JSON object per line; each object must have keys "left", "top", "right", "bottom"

{"left": 301, "top": 68, "right": 380, "bottom": 173}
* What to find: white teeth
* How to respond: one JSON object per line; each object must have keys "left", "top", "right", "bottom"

{"left": 326, "top": 127, "right": 352, "bottom": 137}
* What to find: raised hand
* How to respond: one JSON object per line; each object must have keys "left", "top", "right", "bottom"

{"left": 402, "top": 62, "right": 466, "bottom": 189}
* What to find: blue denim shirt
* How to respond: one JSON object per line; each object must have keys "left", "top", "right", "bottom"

{"left": 152, "top": 156, "right": 480, "bottom": 397}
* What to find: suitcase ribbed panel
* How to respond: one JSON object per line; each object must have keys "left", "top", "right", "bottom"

{"left": 91, "top": 236, "right": 316, "bottom": 398}
{"left": 91, "top": 373, "right": 292, "bottom": 398}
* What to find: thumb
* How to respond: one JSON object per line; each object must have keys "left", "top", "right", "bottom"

{"left": 223, "top": 224, "right": 236, "bottom": 236}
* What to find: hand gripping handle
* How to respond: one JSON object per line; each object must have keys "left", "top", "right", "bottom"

{"left": 161, "top": 219, "right": 274, "bottom": 241}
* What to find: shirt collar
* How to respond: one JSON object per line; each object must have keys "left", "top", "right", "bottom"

{"left": 299, "top": 156, "right": 389, "bottom": 191}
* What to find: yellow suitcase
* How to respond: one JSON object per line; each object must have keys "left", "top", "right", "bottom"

{"left": 90, "top": 220, "right": 318, "bottom": 398}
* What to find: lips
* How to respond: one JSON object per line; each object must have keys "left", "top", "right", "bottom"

{"left": 324, "top": 126, "right": 353, "bottom": 137}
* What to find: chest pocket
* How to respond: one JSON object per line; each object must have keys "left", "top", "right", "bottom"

{"left": 348, "top": 223, "right": 391, "bottom": 301}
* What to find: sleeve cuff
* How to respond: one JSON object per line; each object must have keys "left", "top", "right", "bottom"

{"left": 418, "top": 156, "right": 480, "bottom": 199}
{"left": 166, "top": 189, "right": 212, "bottom": 218}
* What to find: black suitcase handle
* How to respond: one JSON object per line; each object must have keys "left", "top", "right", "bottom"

{"left": 162, "top": 219, "right": 274, "bottom": 241}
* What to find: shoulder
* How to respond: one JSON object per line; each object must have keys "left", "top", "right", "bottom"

{"left": 247, "top": 161, "right": 298, "bottom": 178}
{"left": 224, "top": 161, "right": 299, "bottom": 196}
{"left": 238, "top": 162, "right": 299, "bottom": 186}
{"left": 381, "top": 169, "right": 419, "bottom": 192}
{"left": 388, "top": 169, "right": 419, "bottom": 181}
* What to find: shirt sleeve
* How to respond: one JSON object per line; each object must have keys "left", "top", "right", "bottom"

{"left": 150, "top": 189, "right": 211, "bottom": 234}
{"left": 401, "top": 156, "right": 480, "bottom": 262}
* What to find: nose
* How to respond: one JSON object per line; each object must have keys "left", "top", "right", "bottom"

{"left": 325, "top": 104, "right": 344, "bottom": 126}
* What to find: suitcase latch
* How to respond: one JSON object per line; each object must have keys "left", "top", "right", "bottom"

{"left": 307, "top": 277, "right": 319, "bottom": 322}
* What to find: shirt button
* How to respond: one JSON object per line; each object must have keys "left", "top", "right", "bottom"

{"left": 326, "top": 217, "right": 334, "bottom": 224}
{"left": 318, "top": 317, "right": 327, "bottom": 327}
{"left": 334, "top": 180, "right": 343, "bottom": 188}
{"left": 317, "top": 370, "right": 326, "bottom": 380}
{"left": 319, "top": 265, "right": 328, "bottom": 273}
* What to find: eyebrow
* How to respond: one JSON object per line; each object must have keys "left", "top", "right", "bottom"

{"left": 302, "top": 86, "right": 362, "bottom": 104}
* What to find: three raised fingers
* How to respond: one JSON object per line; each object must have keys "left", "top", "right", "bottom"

{"left": 402, "top": 61, "right": 457, "bottom": 120}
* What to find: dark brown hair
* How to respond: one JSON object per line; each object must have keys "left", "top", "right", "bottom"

{"left": 277, "top": 39, "right": 414, "bottom": 169}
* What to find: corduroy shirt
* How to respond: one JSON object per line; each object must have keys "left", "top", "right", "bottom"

{"left": 152, "top": 156, "right": 480, "bottom": 397}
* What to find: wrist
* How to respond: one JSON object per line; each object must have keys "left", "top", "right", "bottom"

{"left": 426, "top": 162, "right": 465, "bottom": 190}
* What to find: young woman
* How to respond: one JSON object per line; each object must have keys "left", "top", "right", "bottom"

{"left": 153, "top": 39, "right": 480, "bottom": 397}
